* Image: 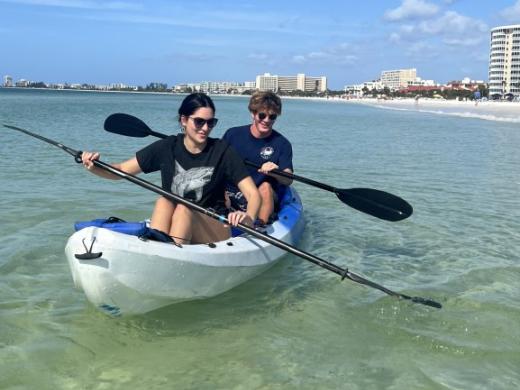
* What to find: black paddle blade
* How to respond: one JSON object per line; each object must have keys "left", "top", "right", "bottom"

{"left": 410, "top": 296, "right": 442, "bottom": 309}
{"left": 336, "top": 188, "right": 413, "bottom": 222}
{"left": 104, "top": 113, "right": 152, "bottom": 138}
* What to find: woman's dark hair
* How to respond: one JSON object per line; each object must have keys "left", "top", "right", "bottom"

{"left": 178, "top": 93, "right": 215, "bottom": 122}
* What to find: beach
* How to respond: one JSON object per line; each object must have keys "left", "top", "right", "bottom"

{"left": 342, "top": 97, "right": 520, "bottom": 123}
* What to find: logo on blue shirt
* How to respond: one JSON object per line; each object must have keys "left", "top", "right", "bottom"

{"left": 260, "top": 146, "right": 274, "bottom": 160}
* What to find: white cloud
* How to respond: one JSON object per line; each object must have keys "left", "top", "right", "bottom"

{"left": 418, "top": 11, "right": 487, "bottom": 35}
{"left": 384, "top": 0, "right": 439, "bottom": 22}
{"left": 405, "top": 41, "right": 437, "bottom": 56}
{"left": 387, "top": 11, "right": 488, "bottom": 48}
{"left": 292, "top": 55, "right": 306, "bottom": 64}
{"left": 499, "top": 0, "right": 520, "bottom": 21}
{"left": 386, "top": 24, "right": 416, "bottom": 43}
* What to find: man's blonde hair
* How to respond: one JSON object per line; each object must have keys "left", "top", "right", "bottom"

{"left": 248, "top": 91, "right": 282, "bottom": 115}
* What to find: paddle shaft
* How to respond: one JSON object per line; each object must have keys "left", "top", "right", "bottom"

{"left": 3, "top": 123, "right": 440, "bottom": 308}
{"left": 244, "top": 160, "right": 334, "bottom": 191}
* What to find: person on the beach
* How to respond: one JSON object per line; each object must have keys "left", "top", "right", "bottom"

{"left": 81, "top": 93, "right": 261, "bottom": 244}
{"left": 223, "top": 91, "right": 293, "bottom": 226}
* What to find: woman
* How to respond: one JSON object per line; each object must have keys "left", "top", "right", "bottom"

{"left": 82, "top": 93, "right": 261, "bottom": 245}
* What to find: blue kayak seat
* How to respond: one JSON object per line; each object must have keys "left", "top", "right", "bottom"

{"left": 74, "top": 217, "right": 148, "bottom": 236}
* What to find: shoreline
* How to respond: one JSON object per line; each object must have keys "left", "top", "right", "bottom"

{"left": 281, "top": 95, "right": 520, "bottom": 123}
{"left": 2, "top": 87, "right": 518, "bottom": 122}
{"left": 343, "top": 97, "right": 520, "bottom": 123}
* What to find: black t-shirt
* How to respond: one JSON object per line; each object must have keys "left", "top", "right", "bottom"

{"left": 136, "top": 134, "right": 249, "bottom": 208}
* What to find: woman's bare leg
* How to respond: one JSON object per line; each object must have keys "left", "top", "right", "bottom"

{"left": 169, "top": 204, "right": 194, "bottom": 245}
{"left": 149, "top": 197, "right": 230, "bottom": 245}
{"left": 150, "top": 196, "right": 175, "bottom": 234}
{"left": 191, "top": 212, "right": 230, "bottom": 244}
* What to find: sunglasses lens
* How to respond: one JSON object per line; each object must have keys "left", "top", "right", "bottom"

{"left": 258, "top": 112, "right": 277, "bottom": 121}
{"left": 193, "top": 118, "right": 205, "bottom": 128}
{"left": 207, "top": 118, "right": 218, "bottom": 128}
{"left": 191, "top": 117, "right": 218, "bottom": 129}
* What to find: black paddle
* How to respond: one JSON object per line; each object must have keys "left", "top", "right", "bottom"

{"left": 3, "top": 123, "right": 441, "bottom": 309}
{"left": 104, "top": 113, "right": 413, "bottom": 222}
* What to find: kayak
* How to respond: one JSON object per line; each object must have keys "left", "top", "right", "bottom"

{"left": 64, "top": 187, "right": 305, "bottom": 316}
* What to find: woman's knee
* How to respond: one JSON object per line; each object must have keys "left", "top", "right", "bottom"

{"left": 154, "top": 196, "right": 175, "bottom": 212}
{"left": 173, "top": 203, "right": 193, "bottom": 218}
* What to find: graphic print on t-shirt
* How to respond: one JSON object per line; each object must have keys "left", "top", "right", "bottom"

{"left": 260, "top": 146, "right": 274, "bottom": 160}
{"left": 171, "top": 160, "right": 214, "bottom": 201}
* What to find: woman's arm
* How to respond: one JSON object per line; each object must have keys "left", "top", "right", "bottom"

{"left": 81, "top": 152, "right": 142, "bottom": 180}
{"left": 227, "top": 176, "right": 261, "bottom": 227}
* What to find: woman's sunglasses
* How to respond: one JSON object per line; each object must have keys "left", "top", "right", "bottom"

{"left": 189, "top": 116, "right": 218, "bottom": 129}
{"left": 257, "top": 112, "right": 278, "bottom": 121}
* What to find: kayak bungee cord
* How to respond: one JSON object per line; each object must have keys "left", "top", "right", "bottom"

{"left": 3, "top": 123, "right": 442, "bottom": 309}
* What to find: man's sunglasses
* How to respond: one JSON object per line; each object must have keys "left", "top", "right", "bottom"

{"left": 257, "top": 112, "right": 278, "bottom": 121}
{"left": 189, "top": 116, "right": 218, "bottom": 129}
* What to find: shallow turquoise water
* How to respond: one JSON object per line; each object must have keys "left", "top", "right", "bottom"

{"left": 1, "top": 88, "right": 519, "bottom": 389}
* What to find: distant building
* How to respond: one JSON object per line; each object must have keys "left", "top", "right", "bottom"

{"left": 380, "top": 68, "right": 417, "bottom": 90}
{"left": 256, "top": 73, "right": 327, "bottom": 92}
{"left": 244, "top": 81, "right": 256, "bottom": 90}
{"left": 173, "top": 81, "right": 251, "bottom": 94}
{"left": 344, "top": 80, "right": 384, "bottom": 96}
{"left": 15, "top": 79, "right": 29, "bottom": 87}
{"left": 489, "top": 24, "right": 520, "bottom": 97}
{"left": 256, "top": 73, "right": 279, "bottom": 91}
{"left": 407, "top": 77, "right": 437, "bottom": 87}
{"left": 446, "top": 78, "right": 484, "bottom": 91}
{"left": 3, "top": 75, "right": 13, "bottom": 87}
{"left": 199, "top": 81, "right": 243, "bottom": 93}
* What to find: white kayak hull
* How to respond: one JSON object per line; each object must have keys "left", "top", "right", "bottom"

{"left": 64, "top": 188, "right": 305, "bottom": 315}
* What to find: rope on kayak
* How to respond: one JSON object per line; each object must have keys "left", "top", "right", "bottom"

{"left": 138, "top": 228, "right": 184, "bottom": 247}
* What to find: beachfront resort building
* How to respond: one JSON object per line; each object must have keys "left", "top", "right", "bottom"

{"left": 3, "top": 75, "right": 13, "bottom": 87}
{"left": 255, "top": 73, "right": 327, "bottom": 93}
{"left": 489, "top": 24, "right": 520, "bottom": 97}
{"left": 380, "top": 68, "right": 417, "bottom": 90}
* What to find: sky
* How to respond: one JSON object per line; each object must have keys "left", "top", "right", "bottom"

{"left": 1, "top": 0, "right": 520, "bottom": 89}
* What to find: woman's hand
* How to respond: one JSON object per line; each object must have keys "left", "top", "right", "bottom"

{"left": 81, "top": 151, "right": 100, "bottom": 171}
{"left": 227, "top": 211, "right": 253, "bottom": 227}
{"left": 258, "top": 161, "right": 279, "bottom": 174}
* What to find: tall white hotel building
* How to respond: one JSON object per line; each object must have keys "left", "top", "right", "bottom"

{"left": 488, "top": 24, "right": 520, "bottom": 97}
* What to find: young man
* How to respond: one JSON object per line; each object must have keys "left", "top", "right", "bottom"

{"left": 223, "top": 91, "right": 293, "bottom": 225}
